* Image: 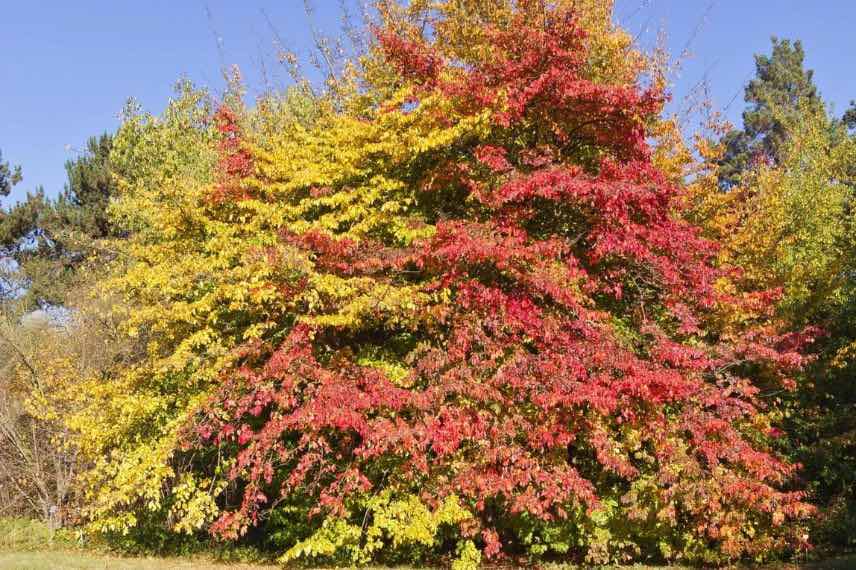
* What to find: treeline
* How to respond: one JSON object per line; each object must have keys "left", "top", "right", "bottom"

{"left": 0, "top": 1, "right": 853, "bottom": 567}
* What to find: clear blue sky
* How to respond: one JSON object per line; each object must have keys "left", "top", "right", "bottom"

{"left": 2, "top": 1, "right": 855, "bottom": 204}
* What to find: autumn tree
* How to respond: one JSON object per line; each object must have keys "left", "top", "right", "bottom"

{"left": 0, "top": 313, "right": 78, "bottom": 526}
{"left": 192, "top": 2, "right": 809, "bottom": 565}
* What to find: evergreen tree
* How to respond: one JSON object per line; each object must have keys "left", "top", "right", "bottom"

{"left": 719, "top": 38, "right": 824, "bottom": 187}
{"left": 0, "top": 135, "right": 117, "bottom": 309}
{"left": 842, "top": 101, "right": 856, "bottom": 131}
{"left": 58, "top": 134, "right": 115, "bottom": 238}
{"left": 0, "top": 149, "right": 22, "bottom": 199}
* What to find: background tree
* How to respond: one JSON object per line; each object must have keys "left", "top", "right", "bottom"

{"left": 0, "top": 149, "right": 22, "bottom": 199}
{"left": 0, "top": 134, "right": 117, "bottom": 310}
{"left": 0, "top": 312, "right": 78, "bottom": 527}
{"left": 57, "top": 134, "right": 115, "bottom": 239}
{"left": 0, "top": 289, "right": 131, "bottom": 529}
{"left": 718, "top": 38, "right": 824, "bottom": 187}
{"left": 0, "top": 139, "right": 124, "bottom": 528}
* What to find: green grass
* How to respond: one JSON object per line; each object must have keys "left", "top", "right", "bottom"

{"left": 0, "top": 517, "right": 58, "bottom": 551}
{"left": 0, "top": 518, "right": 278, "bottom": 569}
{"left": 0, "top": 551, "right": 279, "bottom": 570}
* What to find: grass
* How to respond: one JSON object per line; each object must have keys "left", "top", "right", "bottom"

{"left": 0, "top": 518, "right": 278, "bottom": 569}
{"left": 1, "top": 551, "right": 855, "bottom": 570}
{"left": 1, "top": 551, "right": 854, "bottom": 570}
{"left": 790, "top": 558, "right": 856, "bottom": 570}
{"left": 0, "top": 551, "right": 280, "bottom": 570}
{"left": 0, "top": 517, "right": 57, "bottom": 551}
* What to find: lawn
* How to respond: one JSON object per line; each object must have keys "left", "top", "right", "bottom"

{"left": 0, "top": 518, "right": 279, "bottom": 569}
{"left": 0, "top": 551, "right": 280, "bottom": 570}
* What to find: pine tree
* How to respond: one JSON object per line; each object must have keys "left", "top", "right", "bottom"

{"left": 0, "top": 135, "right": 118, "bottom": 309}
{"left": 58, "top": 134, "right": 115, "bottom": 238}
{"left": 0, "top": 149, "right": 22, "bottom": 199}
{"left": 719, "top": 38, "right": 824, "bottom": 187}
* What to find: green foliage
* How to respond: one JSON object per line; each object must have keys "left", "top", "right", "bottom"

{"left": 94, "top": 513, "right": 268, "bottom": 564}
{"left": 0, "top": 149, "right": 22, "bottom": 199}
{"left": 59, "top": 133, "right": 116, "bottom": 238}
{"left": 0, "top": 134, "right": 117, "bottom": 310}
{"left": 0, "top": 189, "right": 74, "bottom": 308}
{"left": 719, "top": 38, "right": 825, "bottom": 187}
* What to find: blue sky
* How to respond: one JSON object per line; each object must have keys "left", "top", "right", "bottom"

{"left": 2, "top": 1, "right": 855, "bottom": 204}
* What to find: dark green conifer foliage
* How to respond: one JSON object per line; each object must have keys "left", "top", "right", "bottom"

{"left": 0, "top": 149, "right": 22, "bottom": 199}
{"left": 719, "top": 38, "right": 824, "bottom": 187}
{"left": 0, "top": 135, "right": 117, "bottom": 309}
{"left": 59, "top": 134, "right": 115, "bottom": 238}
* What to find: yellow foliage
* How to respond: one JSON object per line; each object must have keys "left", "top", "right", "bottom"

{"left": 281, "top": 491, "right": 472, "bottom": 565}
{"left": 689, "top": 105, "right": 852, "bottom": 322}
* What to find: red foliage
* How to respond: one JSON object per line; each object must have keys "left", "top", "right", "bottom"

{"left": 210, "top": 105, "right": 253, "bottom": 203}
{"left": 376, "top": 5, "right": 663, "bottom": 160}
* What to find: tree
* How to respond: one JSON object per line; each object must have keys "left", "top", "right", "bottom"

{"left": 718, "top": 38, "right": 824, "bottom": 187}
{"left": 0, "top": 289, "right": 132, "bottom": 528}
{"left": 689, "top": 46, "right": 856, "bottom": 553}
{"left": 0, "top": 142, "right": 123, "bottom": 527}
{"left": 67, "top": 82, "right": 223, "bottom": 536}
{"left": 58, "top": 134, "right": 115, "bottom": 238}
{"left": 697, "top": 104, "right": 851, "bottom": 323}
{"left": 0, "top": 313, "right": 78, "bottom": 527}
{"left": 0, "top": 135, "right": 118, "bottom": 310}
{"left": 0, "top": 149, "right": 22, "bottom": 200}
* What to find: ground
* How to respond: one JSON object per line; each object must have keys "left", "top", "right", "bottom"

{"left": 0, "top": 551, "right": 855, "bottom": 570}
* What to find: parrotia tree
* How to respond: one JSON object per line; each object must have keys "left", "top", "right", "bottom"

{"left": 84, "top": 1, "right": 814, "bottom": 566}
